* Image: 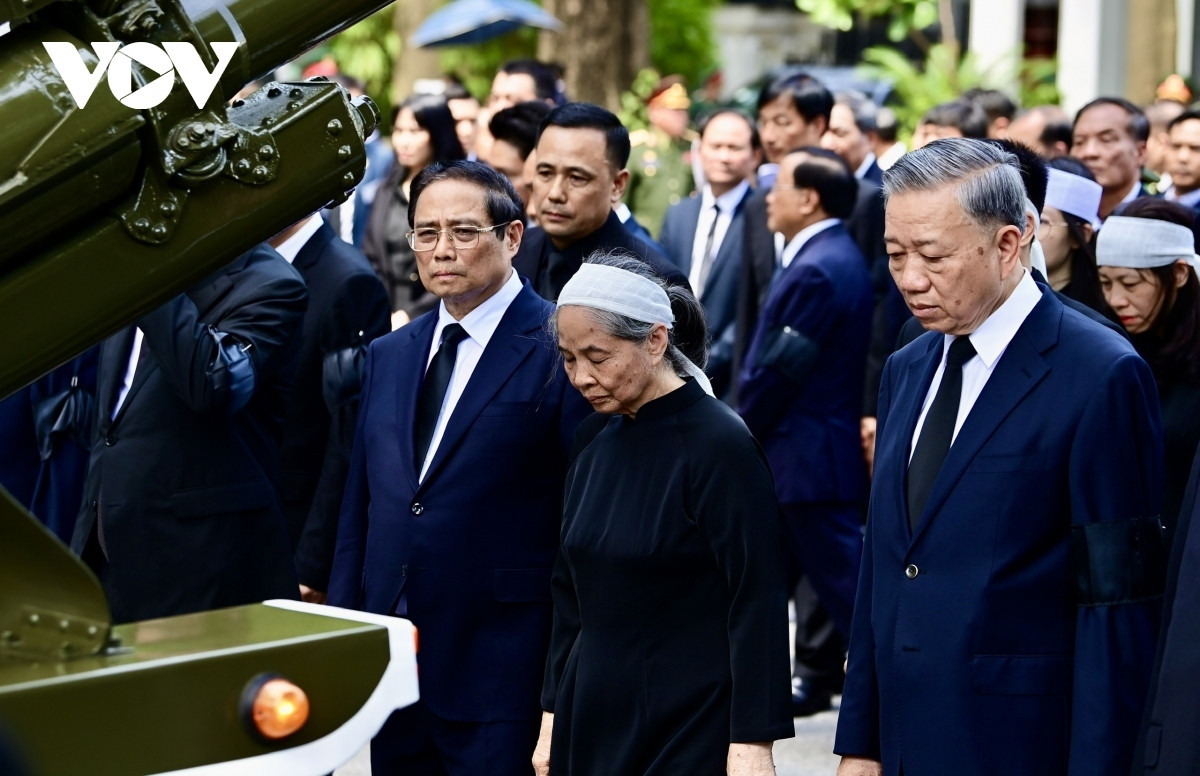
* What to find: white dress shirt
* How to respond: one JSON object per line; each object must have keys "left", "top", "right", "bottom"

{"left": 419, "top": 269, "right": 523, "bottom": 481}
{"left": 909, "top": 269, "right": 1041, "bottom": 460}
{"left": 688, "top": 180, "right": 750, "bottom": 293}
{"left": 113, "top": 327, "right": 144, "bottom": 419}
{"left": 273, "top": 213, "right": 324, "bottom": 264}
{"left": 780, "top": 218, "right": 841, "bottom": 269}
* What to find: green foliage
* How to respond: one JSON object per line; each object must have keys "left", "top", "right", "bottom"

{"left": 796, "top": 0, "right": 938, "bottom": 43}
{"left": 649, "top": 0, "right": 720, "bottom": 85}
{"left": 322, "top": 8, "right": 401, "bottom": 119}
{"left": 618, "top": 68, "right": 665, "bottom": 132}
{"left": 859, "top": 43, "right": 980, "bottom": 136}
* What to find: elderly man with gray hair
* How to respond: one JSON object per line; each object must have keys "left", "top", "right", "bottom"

{"left": 834, "top": 138, "right": 1166, "bottom": 776}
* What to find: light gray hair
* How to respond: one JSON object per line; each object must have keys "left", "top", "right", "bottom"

{"left": 882, "top": 138, "right": 1026, "bottom": 234}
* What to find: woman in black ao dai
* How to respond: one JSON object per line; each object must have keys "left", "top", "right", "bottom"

{"left": 533, "top": 253, "right": 793, "bottom": 776}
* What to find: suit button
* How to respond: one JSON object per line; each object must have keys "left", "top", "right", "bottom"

{"left": 411, "top": 502, "right": 423, "bottom": 515}
{"left": 905, "top": 564, "right": 919, "bottom": 579}
{"left": 104, "top": 432, "right": 116, "bottom": 446}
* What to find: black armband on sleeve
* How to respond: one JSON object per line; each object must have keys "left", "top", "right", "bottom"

{"left": 759, "top": 325, "right": 820, "bottom": 386}
{"left": 1070, "top": 517, "right": 1167, "bottom": 606}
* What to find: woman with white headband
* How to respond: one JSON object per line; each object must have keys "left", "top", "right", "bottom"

{"left": 1040, "top": 158, "right": 1114, "bottom": 319}
{"left": 534, "top": 252, "right": 792, "bottom": 776}
{"left": 1097, "top": 199, "right": 1200, "bottom": 530}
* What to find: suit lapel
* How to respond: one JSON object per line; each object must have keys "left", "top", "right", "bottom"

{"left": 701, "top": 188, "right": 752, "bottom": 304}
{"left": 97, "top": 327, "right": 135, "bottom": 432}
{"left": 911, "top": 291, "right": 1061, "bottom": 543}
{"left": 677, "top": 198, "right": 702, "bottom": 276}
{"left": 418, "top": 286, "right": 543, "bottom": 487}
{"left": 396, "top": 314, "right": 438, "bottom": 492}
{"left": 885, "top": 336, "right": 942, "bottom": 539}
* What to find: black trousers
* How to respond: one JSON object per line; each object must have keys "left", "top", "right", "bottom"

{"left": 370, "top": 700, "right": 540, "bottom": 776}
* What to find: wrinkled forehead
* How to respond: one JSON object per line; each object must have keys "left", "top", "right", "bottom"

{"left": 413, "top": 179, "right": 491, "bottom": 225}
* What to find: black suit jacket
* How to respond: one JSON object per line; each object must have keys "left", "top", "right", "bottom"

{"left": 659, "top": 187, "right": 754, "bottom": 397}
{"left": 282, "top": 222, "right": 391, "bottom": 591}
{"left": 71, "top": 246, "right": 307, "bottom": 623}
{"left": 513, "top": 210, "right": 686, "bottom": 301}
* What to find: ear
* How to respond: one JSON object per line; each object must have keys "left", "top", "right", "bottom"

{"left": 646, "top": 323, "right": 671, "bottom": 362}
{"left": 611, "top": 168, "right": 630, "bottom": 203}
{"left": 1135, "top": 139, "right": 1148, "bottom": 166}
{"left": 1174, "top": 258, "right": 1192, "bottom": 288}
{"left": 996, "top": 224, "right": 1024, "bottom": 277}
{"left": 503, "top": 218, "right": 524, "bottom": 254}
{"left": 1077, "top": 222, "right": 1094, "bottom": 248}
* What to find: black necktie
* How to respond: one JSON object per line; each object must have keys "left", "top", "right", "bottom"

{"left": 414, "top": 323, "right": 468, "bottom": 472}
{"left": 907, "top": 336, "right": 977, "bottom": 531}
{"left": 695, "top": 203, "right": 721, "bottom": 296}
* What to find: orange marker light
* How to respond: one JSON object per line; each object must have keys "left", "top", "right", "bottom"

{"left": 242, "top": 675, "right": 310, "bottom": 741}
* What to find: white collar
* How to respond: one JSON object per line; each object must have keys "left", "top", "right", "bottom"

{"left": 614, "top": 202, "right": 634, "bottom": 223}
{"left": 701, "top": 180, "right": 751, "bottom": 213}
{"left": 433, "top": 269, "right": 522, "bottom": 351}
{"left": 951, "top": 268, "right": 1041, "bottom": 369}
{"left": 273, "top": 213, "right": 325, "bottom": 264}
{"left": 854, "top": 152, "right": 878, "bottom": 179}
{"left": 780, "top": 218, "right": 841, "bottom": 268}
{"left": 1169, "top": 186, "right": 1200, "bottom": 209}
{"left": 1118, "top": 179, "right": 1142, "bottom": 206}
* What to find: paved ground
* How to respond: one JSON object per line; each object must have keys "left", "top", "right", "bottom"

{"left": 333, "top": 703, "right": 842, "bottom": 775}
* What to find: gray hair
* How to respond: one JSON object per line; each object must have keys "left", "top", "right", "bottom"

{"left": 835, "top": 91, "right": 878, "bottom": 133}
{"left": 550, "top": 250, "right": 708, "bottom": 378}
{"left": 882, "top": 138, "right": 1026, "bottom": 233}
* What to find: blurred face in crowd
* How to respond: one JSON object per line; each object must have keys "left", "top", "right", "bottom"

{"left": 1071, "top": 104, "right": 1146, "bottom": 197}
{"left": 699, "top": 113, "right": 759, "bottom": 197}
{"left": 556, "top": 305, "right": 670, "bottom": 416}
{"left": 1036, "top": 206, "right": 1091, "bottom": 278}
{"left": 532, "top": 126, "right": 628, "bottom": 249}
{"left": 649, "top": 106, "right": 690, "bottom": 140}
{"left": 1099, "top": 262, "right": 1188, "bottom": 334}
{"left": 411, "top": 178, "right": 522, "bottom": 318}
{"left": 448, "top": 96, "right": 480, "bottom": 155}
{"left": 1006, "top": 112, "right": 1048, "bottom": 155}
{"left": 1168, "top": 118, "right": 1200, "bottom": 195}
{"left": 392, "top": 107, "right": 433, "bottom": 171}
{"left": 914, "top": 123, "right": 963, "bottom": 149}
{"left": 885, "top": 183, "right": 1023, "bottom": 335}
{"left": 766, "top": 152, "right": 820, "bottom": 241}
{"left": 482, "top": 139, "right": 531, "bottom": 210}
{"left": 757, "top": 94, "right": 824, "bottom": 164}
{"left": 821, "top": 104, "right": 871, "bottom": 172}
{"left": 489, "top": 72, "right": 539, "bottom": 111}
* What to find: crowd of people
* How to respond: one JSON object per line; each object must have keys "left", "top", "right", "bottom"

{"left": 4, "top": 54, "right": 1200, "bottom": 776}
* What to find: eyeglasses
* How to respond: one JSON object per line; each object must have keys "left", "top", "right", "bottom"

{"left": 1038, "top": 220, "right": 1070, "bottom": 231}
{"left": 406, "top": 223, "right": 510, "bottom": 252}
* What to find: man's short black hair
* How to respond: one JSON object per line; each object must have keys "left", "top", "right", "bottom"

{"left": 1168, "top": 109, "right": 1200, "bottom": 133}
{"left": 921, "top": 100, "right": 989, "bottom": 139}
{"left": 1073, "top": 97, "right": 1150, "bottom": 143}
{"left": 757, "top": 72, "right": 834, "bottom": 127}
{"left": 537, "top": 102, "right": 631, "bottom": 170}
{"left": 962, "top": 87, "right": 1019, "bottom": 124}
{"left": 489, "top": 101, "right": 554, "bottom": 160}
{"left": 443, "top": 80, "right": 473, "bottom": 102}
{"left": 989, "top": 139, "right": 1049, "bottom": 213}
{"left": 499, "top": 59, "right": 559, "bottom": 102}
{"left": 786, "top": 146, "right": 859, "bottom": 220}
{"left": 697, "top": 108, "right": 762, "bottom": 152}
{"left": 408, "top": 160, "right": 526, "bottom": 228}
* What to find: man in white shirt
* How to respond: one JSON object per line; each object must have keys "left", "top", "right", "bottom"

{"left": 659, "top": 109, "right": 761, "bottom": 397}
{"left": 1071, "top": 97, "right": 1153, "bottom": 220}
{"left": 1165, "top": 109, "right": 1200, "bottom": 212}
{"left": 835, "top": 138, "right": 1164, "bottom": 776}
{"left": 328, "top": 160, "right": 590, "bottom": 776}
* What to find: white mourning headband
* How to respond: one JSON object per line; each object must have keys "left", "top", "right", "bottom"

{"left": 558, "top": 262, "right": 714, "bottom": 396}
{"left": 1097, "top": 216, "right": 1200, "bottom": 271}
{"left": 1025, "top": 197, "right": 1048, "bottom": 278}
{"left": 1045, "top": 168, "right": 1102, "bottom": 228}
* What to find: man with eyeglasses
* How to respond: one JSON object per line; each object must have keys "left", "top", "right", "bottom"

{"left": 328, "top": 160, "right": 591, "bottom": 776}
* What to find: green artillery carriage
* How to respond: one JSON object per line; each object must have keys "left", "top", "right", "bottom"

{"left": 0, "top": 1, "right": 418, "bottom": 772}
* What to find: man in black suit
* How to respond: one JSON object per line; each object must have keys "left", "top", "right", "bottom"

{"left": 1071, "top": 97, "right": 1155, "bottom": 221}
{"left": 514, "top": 102, "right": 686, "bottom": 300}
{"left": 1165, "top": 110, "right": 1200, "bottom": 212}
{"left": 267, "top": 213, "right": 391, "bottom": 603}
{"left": 71, "top": 245, "right": 307, "bottom": 623}
{"left": 659, "top": 109, "right": 760, "bottom": 398}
